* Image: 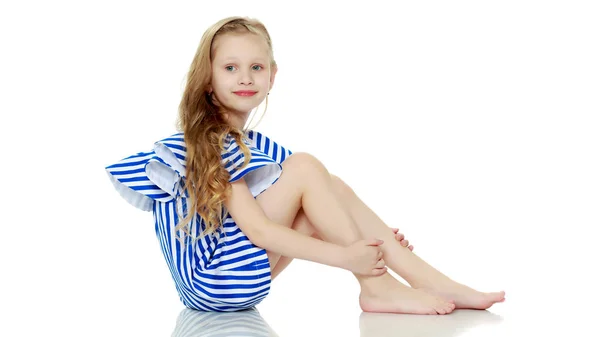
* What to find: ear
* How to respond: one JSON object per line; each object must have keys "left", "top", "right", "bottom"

{"left": 269, "top": 65, "right": 278, "bottom": 91}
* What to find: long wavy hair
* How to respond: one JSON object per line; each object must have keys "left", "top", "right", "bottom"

{"left": 174, "top": 16, "right": 277, "bottom": 240}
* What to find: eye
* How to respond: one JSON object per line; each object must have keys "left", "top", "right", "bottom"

{"left": 252, "top": 65, "right": 263, "bottom": 71}
{"left": 225, "top": 65, "right": 236, "bottom": 71}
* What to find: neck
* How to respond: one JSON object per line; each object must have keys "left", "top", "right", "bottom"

{"left": 224, "top": 110, "right": 250, "bottom": 131}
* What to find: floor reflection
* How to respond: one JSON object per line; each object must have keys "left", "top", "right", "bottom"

{"left": 171, "top": 306, "right": 503, "bottom": 336}
{"left": 359, "top": 309, "right": 504, "bottom": 337}
{"left": 171, "top": 307, "right": 278, "bottom": 337}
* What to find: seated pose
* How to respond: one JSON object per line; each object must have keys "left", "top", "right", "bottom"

{"left": 105, "top": 16, "right": 505, "bottom": 314}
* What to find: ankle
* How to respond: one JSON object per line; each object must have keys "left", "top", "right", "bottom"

{"left": 408, "top": 274, "right": 453, "bottom": 289}
{"left": 356, "top": 272, "right": 393, "bottom": 295}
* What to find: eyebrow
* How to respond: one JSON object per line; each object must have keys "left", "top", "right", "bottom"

{"left": 220, "top": 57, "right": 268, "bottom": 63}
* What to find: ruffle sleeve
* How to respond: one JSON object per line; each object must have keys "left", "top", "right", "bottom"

{"left": 105, "top": 133, "right": 187, "bottom": 212}
{"left": 105, "top": 132, "right": 284, "bottom": 211}
{"left": 246, "top": 130, "right": 293, "bottom": 165}
{"left": 222, "top": 135, "right": 282, "bottom": 197}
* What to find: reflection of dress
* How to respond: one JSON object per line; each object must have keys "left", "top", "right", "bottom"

{"left": 171, "top": 307, "right": 276, "bottom": 337}
{"left": 105, "top": 130, "right": 292, "bottom": 311}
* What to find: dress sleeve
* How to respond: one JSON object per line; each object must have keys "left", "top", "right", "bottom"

{"left": 105, "top": 134, "right": 186, "bottom": 212}
{"left": 246, "top": 130, "right": 293, "bottom": 165}
{"left": 222, "top": 136, "right": 283, "bottom": 197}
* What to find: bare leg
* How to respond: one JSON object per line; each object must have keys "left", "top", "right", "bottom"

{"left": 270, "top": 211, "right": 407, "bottom": 280}
{"left": 268, "top": 209, "right": 317, "bottom": 281}
{"left": 255, "top": 153, "right": 455, "bottom": 314}
{"left": 330, "top": 175, "right": 505, "bottom": 310}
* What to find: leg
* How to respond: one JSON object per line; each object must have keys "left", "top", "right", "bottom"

{"left": 269, "top": 209, "right": 318, "bottom": 281}
{"left": 255, "top": 152, "right": 454, "bottom": 314}
{"left": 330, "top": 175, "right": 505, "bottom": 309}
{"left": 268, "top": 206, "right": 412, "bottom": 280}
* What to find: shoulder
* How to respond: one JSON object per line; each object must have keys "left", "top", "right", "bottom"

{"left": 152, "top": 132, "right": 187, "bottom": 171}
{"left": 245, "top": 129, "right": 264, "bottom": 144}
{"left": 243, "top": 129, "right": 293, "bottom": 164}
{"left": 154, "top": 132, "right": 186, "bottom": 148}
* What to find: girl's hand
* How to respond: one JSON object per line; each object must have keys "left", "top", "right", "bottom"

{"left": 391, "top": 228, "right": 414, "bottom": 251}
{"left": 340, "top": 239, "right": 387, "bottom": 276}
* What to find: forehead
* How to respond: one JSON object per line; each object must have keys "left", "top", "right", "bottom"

{"left": 212, "top": 32, "right": 270, "bottom": 62}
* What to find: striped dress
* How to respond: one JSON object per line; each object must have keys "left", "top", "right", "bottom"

{"left": 105, "top": 130, "right": 292, "bottom": 311}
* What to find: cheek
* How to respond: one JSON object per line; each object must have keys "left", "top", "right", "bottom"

{"left": 259, "top": 74, "right": 272, "bottom": 88}
{"left": 211, "top": 75, "right": 228, "bottom": 93}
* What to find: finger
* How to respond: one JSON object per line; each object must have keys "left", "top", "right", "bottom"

{"left": 395, "top": 233, "right": 405, "bottom": 241}
{"left": 400, "top": 239, "right": 408, "bottom": 247}
{"left": 409, "top": 245, "right": 414, "bottom": 251}
{"left": 391, "top": 228, "right": 399, "bottom": 234}
{"left": 372, "top": 267, "right": 388, "bottom": 276}
{"left": 366, "top": 239, "right": 384, "bottom": 246}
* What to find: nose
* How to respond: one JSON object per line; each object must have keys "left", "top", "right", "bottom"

{"left": 238, "top": 69, "right": 253, "bottom": 86}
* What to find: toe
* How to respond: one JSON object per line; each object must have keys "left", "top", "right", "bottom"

{"left": 435, "top": 300, "right": 453, "bottom": 314}
{"left": 491, "top": 291, "right": 505, "bottom": 301}
{"left": 436, "top": 305, "right": 449, "bottom": 315}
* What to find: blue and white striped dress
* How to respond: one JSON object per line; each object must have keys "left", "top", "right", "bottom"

{"left": 105, "top": 130, "right": 292, "bottom": 311}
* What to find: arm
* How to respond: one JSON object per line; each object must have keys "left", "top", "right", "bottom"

{"left": 224, "top": 177, "right": 346, "bottom": 270}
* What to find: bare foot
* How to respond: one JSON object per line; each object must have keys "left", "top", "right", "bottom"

{"left": 359, "top": 280, "right": 455, "bottom": 315}
{"left": 416, "top": 281, "right": 505, "bottom": 310}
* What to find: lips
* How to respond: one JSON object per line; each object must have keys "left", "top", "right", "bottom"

{"left": 233, "top": 90, "right": 258, "bottom": 97}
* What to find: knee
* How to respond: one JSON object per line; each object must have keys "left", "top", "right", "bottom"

{"left": 282, "top": 152, "right": 328, "bottom": 177}
{"left": 330, "top": 174, "right": 355, "bottom": 196}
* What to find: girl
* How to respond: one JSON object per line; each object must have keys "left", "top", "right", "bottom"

{"left": 105, "top": 16, "right": 505, "bottom": 314}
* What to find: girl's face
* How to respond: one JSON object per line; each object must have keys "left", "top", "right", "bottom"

{"left": 210, "top": 32, "right": 276, "bottom": 125}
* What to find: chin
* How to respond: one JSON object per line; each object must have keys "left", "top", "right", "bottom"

{"left": 222, "top": 98, "right": 263, "bottom": 114}
{"left": 233, "top": 103, "right": 261, "bottom": 113}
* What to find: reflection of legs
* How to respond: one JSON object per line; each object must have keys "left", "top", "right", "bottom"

{"left": 330, "top": 175, "right": 505, "bottom": 309}
{"left": 255, "top": 153, "right": 454, "bottom": 314}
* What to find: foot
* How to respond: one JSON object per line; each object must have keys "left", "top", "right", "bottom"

{"left": 359, "top": 278, "right": 455, "bottom": 315}
{"left": 416, "top": 280, "right": 505, "bottom": 310}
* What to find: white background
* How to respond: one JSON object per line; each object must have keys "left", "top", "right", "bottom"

{"left": 1, "top": 0, "right": 598, "bottom": 336}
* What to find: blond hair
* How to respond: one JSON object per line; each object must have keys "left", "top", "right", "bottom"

{"left": 175, "top": 16, "right": 276, "bottom": 239}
